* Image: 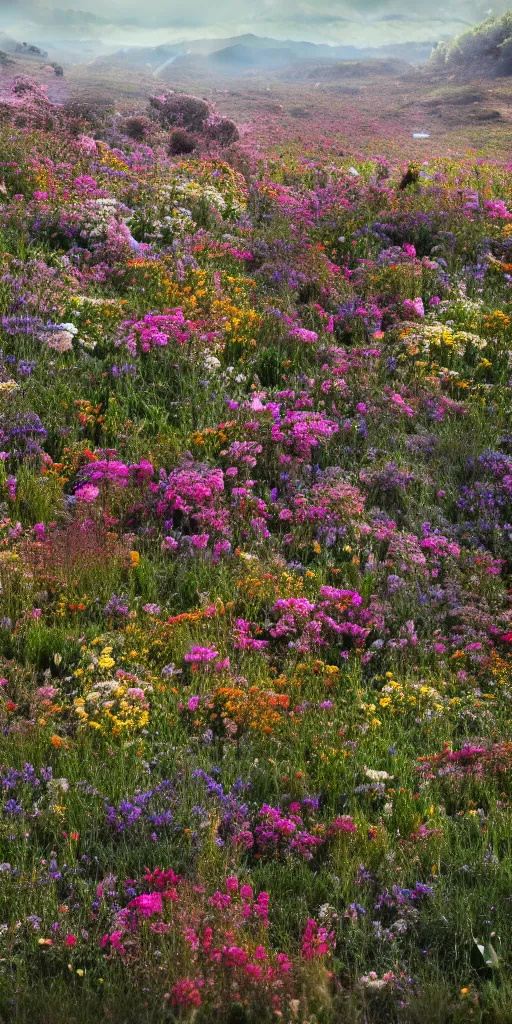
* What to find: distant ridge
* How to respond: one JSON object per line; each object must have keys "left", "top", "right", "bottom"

{"left": 95, "top": 33, "right": 436, "bottom": 75}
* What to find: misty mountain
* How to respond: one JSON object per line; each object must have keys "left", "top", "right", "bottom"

{"left": 95, "top": 32, "right": 436, "bottom": 76}
{"left": 208, "top": 43, "right": 300, "bottom": 69}
{"left": 0, "top": 33, "right": 48, "bottom": 59}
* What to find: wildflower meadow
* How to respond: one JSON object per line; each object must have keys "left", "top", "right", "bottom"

{"left": 0, "top": 73, "right": 511, "bottom": 1024}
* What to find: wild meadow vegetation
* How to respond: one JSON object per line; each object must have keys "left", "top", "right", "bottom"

{"left": 0, "top": 74, "right": 511, "bottom": 1024}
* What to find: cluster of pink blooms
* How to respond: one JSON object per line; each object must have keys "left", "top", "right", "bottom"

{"left": 301, "top": 918, "right": 336, "bottom": 959}
{"left": 117, "top": 310, "right": 193, "bottom": 356}
{"left": 99, "top": 870, "right": 302, "bottom": 1013}
{"left": 75, "top": 457, "right": 154, "bottom": 500}
{"left": 184, "top": 645, "right": 219, "bottom": 664}
{"left": 417, "top": 742, "right": 512, "bottom": 782}
{"left": 232, "top": 802, "right": 358, "bottom": 861}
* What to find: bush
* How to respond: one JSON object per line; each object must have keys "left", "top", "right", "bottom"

{"left": 168, "top": 128, "right": 197, "bottom": 155}
{"left": 62, "top": 94, "right": 115, "bottom": 131}
{"left": 123, "top": 115, "right": 154, "bottom": 142}
{"left": 428, "top": 10, "right": 512, "bottom": 78}
{"left": 149, "top": 92, "right": 210, "bottom": 131}
{"left": 204, "top": 115, "right": 240, "bottom": 147}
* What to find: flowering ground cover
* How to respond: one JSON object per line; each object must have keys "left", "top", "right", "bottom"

{"left": 0, "top": 76, "right": 511, "bottom": 1024}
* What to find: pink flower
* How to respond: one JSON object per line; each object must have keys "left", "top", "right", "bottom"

{"left": 245, "top": 963, "right": 263, "bottom": 980}
{"left": 403, "top": 297, "right": 424, "bottom": 317}
{"left": 184, "top": 645, "right": 219, "bottom": 664}
{"left": 171, "top": 979, "right": 202, "bottom": 1008}
{"left": 301, "top": 918, "right": 335, "bottom": 959}
{"left": 128, "top": 892, "right": 163, "bottom": 916}
{"left": 75, "top": 483, "right": 99, "bottom": 503}
{"left": 187, "top": 695, "right": 200, "bottom": 711}
{"left": 125, "top": 687, "right": 146, "bottom": 701}
{"left": 223, "top": 945, "right": 248, "bottom": 966}
{"left": 38, "top": 685, "right": 58, "bottom": 700}
{"left": 208, "top": 891, "right": 231, "bottom": 909}
{"left": 319, "top": 586, "right": 362, "bottom": 606}
{"left": 215, "top": 657, "right": 230, "bottom": 672}
{"left": 225, "top": 876, "right": 238, "bottom": 892}
{"left": 100, "top": 930, "right": 125, "bottom": 955}
{"left": 276, "top": 952, "right": 292, "bottom": 972}
{"left": 65, "top": 934, "right": 77, "bottom": 947}
{"left": 289, "top": 327, "right": 319, "bottom": 343}
{"left": 162, "top": 536, "right": 178, "bottom": 551}
{"left": 329, "top": 815, "right": 357, "bottom": 834}
{"left": 190, "top": 533, "right": 209, "bottom": 549}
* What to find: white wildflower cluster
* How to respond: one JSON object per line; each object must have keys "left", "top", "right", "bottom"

{"left": 78, "top": 197, "right": 119, "bottom": 241}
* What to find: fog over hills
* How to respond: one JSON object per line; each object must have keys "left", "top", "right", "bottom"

{"left": 3, "top": 0, "right": 509, "bottom": 54}
{"left": 88, "top": 32, "right": 436, "bottom": 77}
{"left": 2, "top": 3, "right": 511, "bottom": 83}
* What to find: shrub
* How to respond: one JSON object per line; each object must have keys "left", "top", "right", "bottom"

{"left": 149, "top": 91, "right": 210, "bottom": 131}
{"left": 428, "top": 10, "right": 512, "bottom": 78}
{"left": 123, "top": 115, "right": 154, "bottom": 142}
{"left": 204, "top": 114, "right": 240, "bottom": 147}
{"left": 168, "top": 127, "right": 197, "bottom": 155}
{"left": 62, "top": 93, "right": 115, "bottom": 131}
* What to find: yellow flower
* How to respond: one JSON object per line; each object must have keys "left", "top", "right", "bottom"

{"left": 98, "top": 656, "right": 115, "bottom": 670}
{"left": 129, "top": 550, "right": 140, "bottom": 567}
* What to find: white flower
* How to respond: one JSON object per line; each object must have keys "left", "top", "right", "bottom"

{"left": 48, "top": 777, "right": 69, "bottom": 794}
{"left": 204, "top": 354, "right": 221, "bottom": 371}
{"left": 364, "top": 767, "right": 394, "bottom": 782}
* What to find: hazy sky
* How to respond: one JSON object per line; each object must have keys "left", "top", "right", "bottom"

{"left": 2, "top": 0, "right": 507, "bottom": 47}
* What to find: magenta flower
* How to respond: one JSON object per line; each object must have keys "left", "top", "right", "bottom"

{"left": 128, "top": 892, "right": 163, "bottom": 916}
{"left": 74, "top": 483, "right": 99, "bottom": 502}
{"left": 190, "top": 533, "right": 209, "bottom": 549}
{"left": 301, "top": 918, "right": 335, "bottom": 959}
{"left": 184, "top": 645, "right": 219, "bottom": 663}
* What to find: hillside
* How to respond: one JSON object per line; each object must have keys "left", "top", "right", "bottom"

{"left": 0, "top": 70, "right": 511, "bottom": 1024}
{"left": 91, "top": 32, "right": 436, "bottom": 78}
{"left": 427, "top": 10, "right": 512, "bottom": 78}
